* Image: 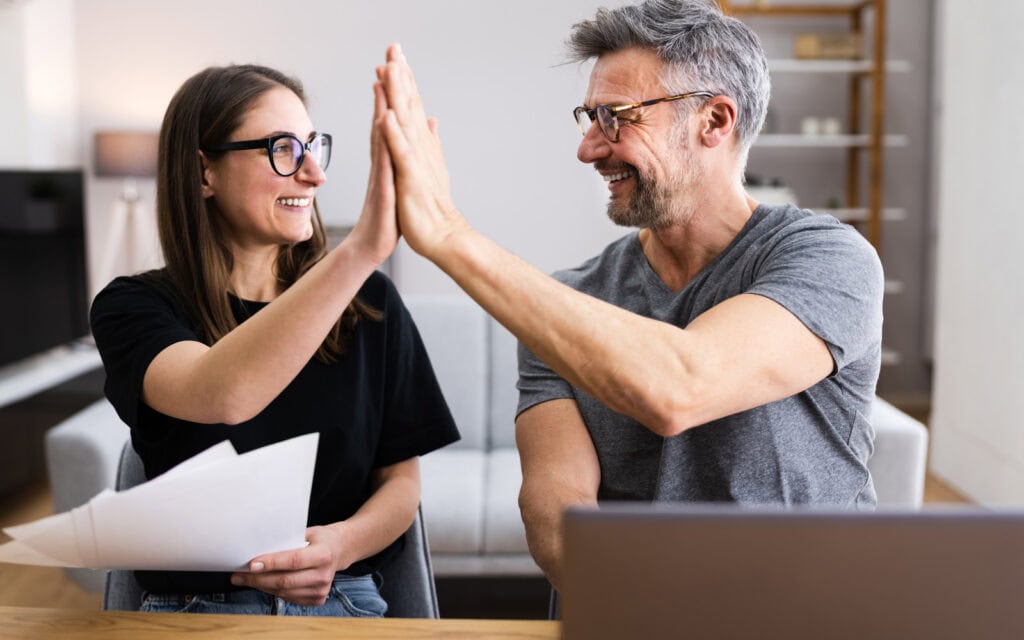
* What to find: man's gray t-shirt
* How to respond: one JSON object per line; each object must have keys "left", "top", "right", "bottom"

{"left": 517, "top": 203, "right": 884, "bottom": 507}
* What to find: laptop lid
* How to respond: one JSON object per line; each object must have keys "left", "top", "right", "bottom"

{"left": 561, "top": 503, "right": 1024, "bottom": 640}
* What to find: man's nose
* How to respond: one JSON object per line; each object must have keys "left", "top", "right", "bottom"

{"left": 577, "top": 121, "right": 612, "bottom": 164}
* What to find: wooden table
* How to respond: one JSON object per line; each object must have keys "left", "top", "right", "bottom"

{"left": 0, "top": 606, "right": 561, "bottom": 639}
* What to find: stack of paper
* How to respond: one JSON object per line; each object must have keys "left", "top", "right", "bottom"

{"left": 0, "top": 432, "right": 318, "bottom": 571}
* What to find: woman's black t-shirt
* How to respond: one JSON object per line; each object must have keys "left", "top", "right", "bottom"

{"left": 90, "top": 269, "right": 460, "bottom": 594}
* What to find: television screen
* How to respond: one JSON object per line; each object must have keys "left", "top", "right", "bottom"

{"left": 0, "top": 170, "right": 89, "bottom": 368}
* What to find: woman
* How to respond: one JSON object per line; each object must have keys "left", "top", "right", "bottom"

{"left": 89, "top": 64, "right": 459, "bottom": 616}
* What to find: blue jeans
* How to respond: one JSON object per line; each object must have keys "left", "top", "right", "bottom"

{"left": 139, "top": 574, "right": 387, "bottom": 617}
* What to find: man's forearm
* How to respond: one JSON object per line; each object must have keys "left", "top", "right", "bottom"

{"left": 519, "top": 489, "right": 574, "bottom": 591}
{"left": 430, "top": 226, "right": 694, "bottom": 435}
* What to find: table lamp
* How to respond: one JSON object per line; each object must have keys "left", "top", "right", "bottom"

{"left": 93, "top": 131, "right": 160, "bottom": 284}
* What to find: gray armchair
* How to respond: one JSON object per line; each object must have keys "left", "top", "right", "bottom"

{"left": 102, "top": 441, "right": 439, "bottom": 618}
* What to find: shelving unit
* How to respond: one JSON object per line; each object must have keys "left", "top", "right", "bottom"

{"left": 720, "top": 0, "right": 896, "bottom": 250}
{"left": 721, "top": 0, "right": 911, "bottom": 370}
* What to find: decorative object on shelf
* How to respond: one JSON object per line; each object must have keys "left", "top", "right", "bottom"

{"left": 93, "top": 131, "right": 160, "bottom": 286}
{"left": 800, "top": 116, "right": 822, "bottom": 136}
{"left": 799, "top": 116, "right": 842, "bottom": 137}
{"left": 821, "top": 116, "right": 843, "bottom": 136}
{"left": 794, "top": 32, "right": 862, "bottom": 59}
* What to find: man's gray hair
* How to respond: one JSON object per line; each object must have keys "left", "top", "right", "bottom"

{"left": 568, "top": 0, "right": 770, "bottom": 157}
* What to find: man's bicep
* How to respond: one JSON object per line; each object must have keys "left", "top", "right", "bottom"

{"left": 515, "top": 399, "right": 600, "bottom": 499}
{"left": 679, "top": 293, "right": 834, "bottom": 423}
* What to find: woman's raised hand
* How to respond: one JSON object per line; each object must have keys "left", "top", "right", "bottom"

{"left": 346, "top": 76, "right": 400, "bottom": 268}
{"left": 377, "top": 44, "right": 469, "bottom": 261}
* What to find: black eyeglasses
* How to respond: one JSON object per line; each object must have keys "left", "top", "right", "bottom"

{"left": 203, "top": 132, "right": 332, "bottom": 177}
{"left": 573, "top": 92, "right": 715, "bottom": 143}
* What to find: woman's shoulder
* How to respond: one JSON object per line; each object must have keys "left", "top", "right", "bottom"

{"left": 92, "top": 268, "right": 183, "bottom": 314}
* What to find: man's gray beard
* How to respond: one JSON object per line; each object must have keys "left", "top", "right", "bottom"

{"left": 606, "top": 168, "right": 673, "bottom": 229}
{"left": 606, "top": 157, "right": 704, "bottom": 230}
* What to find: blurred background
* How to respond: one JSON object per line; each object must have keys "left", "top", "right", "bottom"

{"left": 1, "top": 0, "right": 1022, "bottom": 612}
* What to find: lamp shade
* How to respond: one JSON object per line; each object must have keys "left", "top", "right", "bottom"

{"left": 94, "top": 131, "right": 159, "bottom": 178}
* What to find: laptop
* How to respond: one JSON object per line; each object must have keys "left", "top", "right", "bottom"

{"left": 560, "top": 503, "right": 1024, "bottom": 640}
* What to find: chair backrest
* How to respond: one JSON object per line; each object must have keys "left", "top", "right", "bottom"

{"left": 102, "top": 441, "right": 146, "bottom": 612}
{"left": 103, "top": 440, "right": 439, "bottom": 618}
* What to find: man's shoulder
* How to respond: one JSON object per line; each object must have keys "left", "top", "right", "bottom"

{"left": 758, "top": 202, "right": 864, "bottom": 240}
{"left": 748, "top": 203, "right": 878, "bottom": 262}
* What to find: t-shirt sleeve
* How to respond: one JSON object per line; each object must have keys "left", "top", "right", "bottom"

{"left": 745, "top": 221, "right": 884, "bottom": 372}
{"left": 373, "top": 279, "right": 460, "bottom": 468}
{"left": 89, "top": 276, "right": 200, "bottom": 428}
{"left": 516, "top": 339, "right": 576, "bottom": 418}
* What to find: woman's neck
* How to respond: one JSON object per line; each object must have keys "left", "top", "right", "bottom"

{"left": 229, "top": 245, "right": 282, "bottom": 302}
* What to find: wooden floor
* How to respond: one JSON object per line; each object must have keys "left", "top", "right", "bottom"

{"left": 0, "top": 471, "right": 971, "bottom": 613}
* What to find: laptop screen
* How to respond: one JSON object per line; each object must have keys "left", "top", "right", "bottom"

{"left": 560, "top": 503, "right": 1024, "bottom": 640}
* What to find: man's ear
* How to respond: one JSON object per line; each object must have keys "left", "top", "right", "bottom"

{"left": 699, "top": 95, "right": 738, "bottom": 149}
{"left": 198, "top": 150, "right": 215, "bottom": 199}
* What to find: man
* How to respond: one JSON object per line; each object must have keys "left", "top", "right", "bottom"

{"left": 377, "top": 0, "right": 883, "bottom": 590}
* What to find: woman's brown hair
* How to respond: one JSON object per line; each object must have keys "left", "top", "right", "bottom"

{"left": 156, "top": 64, "right": 376, "bottom": 362}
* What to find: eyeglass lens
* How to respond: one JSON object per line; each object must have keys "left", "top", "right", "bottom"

{"left": 574, "top": 107, "right": 618, "bottom": 142}
{"left": 270, "top": 134, "right": 331, "bottom": 176}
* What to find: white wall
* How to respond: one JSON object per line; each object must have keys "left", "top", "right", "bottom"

{"left": 0, "top": 6, "right": 28, "bottom": 167}
{"left": 929, "top": 0, "right": 1024, "bottom": 504}
{"left": 0, "top": 0, "right": 78, "bottom": 168}
{"left": 23, "top": 0, "right": 80, "bottom": 168}
{"left": 75, "top": 0, "right": 630, "bottom": 296}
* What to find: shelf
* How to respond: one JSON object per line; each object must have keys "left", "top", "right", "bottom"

{"left": 821, "top": 207, "right": 906, "bottom": 222}
{"left": 724, "top": 3, "right": 865, "bottom": 17}
{"left": 0, "top": 341, "right": 102, "bottom": 409}
{"left": 768, "top": 59, "right": 911, "bottom": 73}
{"left": 755, "top": 134, "right": 908, "bottom": 148}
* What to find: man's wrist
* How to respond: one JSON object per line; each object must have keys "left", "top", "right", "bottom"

{"left": 426, "top": 215, "right": 478, "bottom": 271}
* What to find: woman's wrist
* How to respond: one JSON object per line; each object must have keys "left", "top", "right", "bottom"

{"left": 329, "top": 232, "right": 388, "bottom": 280}
{"left": 324, "top": 521, "right": 356, "bottom": 573}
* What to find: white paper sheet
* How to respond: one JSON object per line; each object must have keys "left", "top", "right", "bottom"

{"left": 0, "top": 432, "right": 318, "bottom": 571}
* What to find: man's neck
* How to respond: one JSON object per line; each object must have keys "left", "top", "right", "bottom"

{"left": 638, "top": 188, "right": 758, "bottom": 292}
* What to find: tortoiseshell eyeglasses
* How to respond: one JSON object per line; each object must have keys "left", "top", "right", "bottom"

{"left": 573, "top": 91, "right": 715, "bottom": 143}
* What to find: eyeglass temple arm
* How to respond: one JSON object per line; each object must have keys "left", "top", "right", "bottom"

{"left": 609, "top": 92, "right": 715, "bottom": 114}
{"left": 204, "top": 139, "right": 268, "bottom": 152}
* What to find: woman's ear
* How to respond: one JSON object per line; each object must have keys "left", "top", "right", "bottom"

{"left": 198, "top": 150, "right": 215, "bottom": 199}
{"left": 699, "top": 95, "right": 738, "bottom": 149}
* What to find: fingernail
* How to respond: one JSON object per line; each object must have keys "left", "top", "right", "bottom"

{"left": 230, "top": 575, "right": 242, "bottom": 586}
{"left": 251, "top": 561, "right": 264, "bottom": 572}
